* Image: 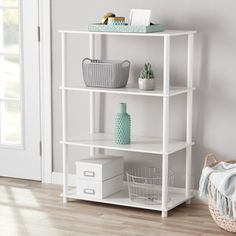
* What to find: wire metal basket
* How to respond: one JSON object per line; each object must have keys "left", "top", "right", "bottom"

{"left": 82, "top": 58, "right": 130, "bottom": 88}
{"left": 127, "top": 167, "right": 174, "bottom": 205}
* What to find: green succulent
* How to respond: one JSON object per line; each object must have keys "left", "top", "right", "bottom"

{"left": 140, "top": 63, "right": 154, "bottom": 79}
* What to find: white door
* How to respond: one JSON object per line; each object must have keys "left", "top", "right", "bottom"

{"left": 0, "top": 0, "right": 41, "bottom": 180}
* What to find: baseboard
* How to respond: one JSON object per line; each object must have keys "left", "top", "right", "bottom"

{"left": 52, "top": 171, "right": 77, "bottom": 186}
{"left": 51, "top": 172, "right": 207, "bottom": 204}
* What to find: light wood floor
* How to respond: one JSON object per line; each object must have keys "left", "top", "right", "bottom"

{"left": 0, "top": 178, "right": 234, "bottom": 236}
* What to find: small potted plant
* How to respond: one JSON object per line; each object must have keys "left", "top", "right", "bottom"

{"left": 138, "top": 63, "right": 155, "bottom": 90}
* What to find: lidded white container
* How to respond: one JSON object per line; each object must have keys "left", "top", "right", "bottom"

{"left": 76, "top": 155, "right": 124, "bottom": 199}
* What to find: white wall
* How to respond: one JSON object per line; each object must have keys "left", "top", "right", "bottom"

{"left": 51, "top": 0, "right": 236, "bottom": 188}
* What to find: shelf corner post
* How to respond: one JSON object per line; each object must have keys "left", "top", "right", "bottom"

{"left": 162, "top": 35, "right": 170, "bottom": 217}
{"left": 61, "top": 32, "right": 68, "bottom": 203}
{"left": 89, "top": 33, "right": 95, "bottom": 156}
{"left": 185, "top": 33, "right": 194, "bottom": 202}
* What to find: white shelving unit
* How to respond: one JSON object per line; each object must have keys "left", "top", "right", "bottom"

{"left": 59, "top": 29, "right": 196, "bottom": 217}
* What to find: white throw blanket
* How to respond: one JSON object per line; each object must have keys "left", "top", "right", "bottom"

{"left": 199, "top": 161, "right": 236, "bottom": 219}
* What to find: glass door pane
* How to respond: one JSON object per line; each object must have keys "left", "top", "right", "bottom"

{"left": 0, "top": 56, "right": 20, "bottom": 98}
{"left": 1, "top": 0, "right": 18, "bottom": 7}
{"left": 0, "top": 0, "right": 21, "bottom": 146}
{"left": 1, "top": 101, "right": 21, "bottom": 144}
{"left": 0, "top": 8, "right": 19, "bottom": 53}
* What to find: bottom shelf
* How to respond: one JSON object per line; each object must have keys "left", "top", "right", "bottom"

{"left": 61, "top": 183, "right": 194, "bottom": 212}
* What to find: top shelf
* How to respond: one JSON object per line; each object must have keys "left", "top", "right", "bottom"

{"left": 59, "top": 29, "right": 197, "bottom": 37}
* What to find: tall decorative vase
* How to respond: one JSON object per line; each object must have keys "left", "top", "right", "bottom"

{"left": 115, "top": 103, "right": 131, "bottom": 145}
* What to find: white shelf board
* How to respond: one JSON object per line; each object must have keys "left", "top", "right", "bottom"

{"left": 61, "top": 133, "right": 194, "bottom": 155}
{"left": 59, "top": 85, "right": 195, "bottom": 97}
{"left": 62, "top": 184, "right": 194, "bottom": 212}
{"left": 59, "top": 30, "right": 197, "bottom": 37}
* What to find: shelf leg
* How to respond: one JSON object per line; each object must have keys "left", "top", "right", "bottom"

{"left": 89, "top": 91, "right": 95, "bottom": 157}
{"left": 162, "top": 154, "right": 169, "bottom": 218}
{"left": 185, "top": 33, "right": 194, "bottom": 201}
{"left": 162, "top": 211, "right": 168, "bottom": 218}
{"left": 162, "top": 36, "right": 170, "bottom": 218}
{"left": 62, "top": 144, "right": 68, "bottom": 203}
{"left": 63, "top": 197, "right": 67, "bottom": 203}
{"left": 89, "top": 33, "right": 95, "bottom": 156}
{"left": 185, "top": 146, "right": 192, "bottom": 202}
{"left": 61, "top": 32, "right": 68, "bottom": 203}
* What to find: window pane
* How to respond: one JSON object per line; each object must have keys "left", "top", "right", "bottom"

{"left": 1, "top": 101, "right": 21, "bottom": 144}
{"left": 0, "top": 9, "right": 19, "bottom": 53}
{"left": 0, "top": 56, "right": 20, "bottom": 98}
{"left": 1, "top": 0, "right": 18, "bottom": 7}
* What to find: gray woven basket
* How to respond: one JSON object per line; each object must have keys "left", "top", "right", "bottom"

{"left": 82, "top": 58, "right": 130, "bottom": 88}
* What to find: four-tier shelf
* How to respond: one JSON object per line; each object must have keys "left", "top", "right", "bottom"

{"left": 59, "top": 29, "right": 196, "bottom": 217}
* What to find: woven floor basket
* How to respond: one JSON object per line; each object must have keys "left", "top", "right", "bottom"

{"left": 204, "top": 154, "right": 236, "bottom": 233}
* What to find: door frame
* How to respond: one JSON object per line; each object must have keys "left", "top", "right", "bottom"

{"left": 39, "top": 0, "right": 52, "bottom": 183}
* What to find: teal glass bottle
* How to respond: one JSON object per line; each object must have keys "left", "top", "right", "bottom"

{"left": 115, "top": 103, "right": 131, "bottom": 145}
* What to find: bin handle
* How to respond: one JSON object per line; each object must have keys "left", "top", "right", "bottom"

{"left": 82, "top": 58, "right": 102, "bottom": 63}
{"left": 83, "top": 58, "right": 130, "bottom": 65}
{"left": 121, "top": 60, "right": 130, "bottom": 67}
{"left": 82, "top": 58, "right": 91, "bottom": 63}
{"left": 204, "top": 154, "right": 218, "bottom": 167}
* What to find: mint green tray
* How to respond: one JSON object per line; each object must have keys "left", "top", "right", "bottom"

{"left": 88, "top": 24, "right": 164, "bottom": 33}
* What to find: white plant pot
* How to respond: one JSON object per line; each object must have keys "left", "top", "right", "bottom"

{"left": 138, "top": 78, "right": 155, "bottom": 90}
